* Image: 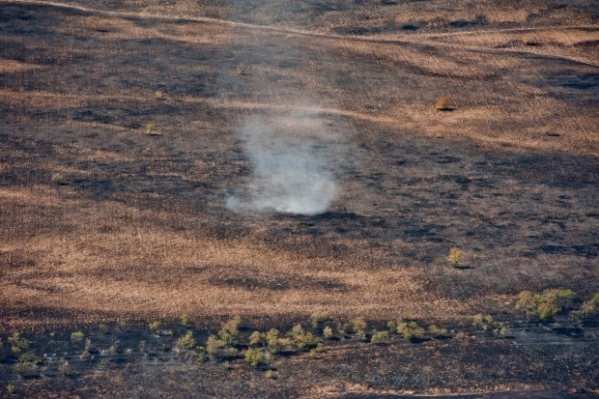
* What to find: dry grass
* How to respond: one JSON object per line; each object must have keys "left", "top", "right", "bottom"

{"left": 0, "top": 0, "right": 598, "bottom": 334}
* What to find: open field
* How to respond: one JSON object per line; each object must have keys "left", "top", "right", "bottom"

{"left": 1, "top": 0, "right": 598, "bottom": 397}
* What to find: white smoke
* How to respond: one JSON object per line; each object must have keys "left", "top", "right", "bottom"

{"left": 227, "top": 114, "right": 338, "bottom": 216}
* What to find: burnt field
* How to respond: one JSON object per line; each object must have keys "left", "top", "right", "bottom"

{"left": 1, "top": 0, "right": 599, "bottom": 397}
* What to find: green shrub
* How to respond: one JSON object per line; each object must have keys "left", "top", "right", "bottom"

{"left": 337, "top": 322, "right": 351, "bottom": 335}
{"left": 389, "top": 314, "right": 426, "bottom": 341}
{"left": 571, "top": 293, "right": 599, "bottom": 320}
{"left": 244, "top": 347, "right": 265, "bottom": 367}
{"left": 205, "top": 316, "right": 242, "bottom": 358}
{"left": 323, "top": 326, "right": 334, "bottom": 339}
{"left": 70, "top": 331, "right": 84, "bottom": 341}
{"left": 310, "top": 311, "right": 328, "bottom": 328}
{"left": 13, "top": 352, "right": 40, "bottom": 374}
{"left": 472, "top": 314, "right": 507, "bottom": 336}
{"left": 8, "top": 333, "right": 29, "bottom": 354}
{"left": 309, "top": 343, "right": 324, "bottom": 358}
{"left": 193, "top": 346, "right": 206, "bottom": 363}
{"left": 249, "top": 331, "right": 263, "bottom": 347}
{"left": 396, "top": 321, "right": 425, "bottom": 341}
{"left": 80, "top": 339, "right": 92, "bottom": 359}
{"left": 264, "top": 370, "right": 275, "bottom": 379}
{"left": 349, "top": 317, "right": 367, "bottom": 339}
{"left": 148, "top": 321, "right": 160, "bottom": 331}
{"left": 370, "top": 330, "right": 389, "bottom": 343}
{"left": 145, "top": 122, "right": 155, "bottom": 134}
{"left": 51, "top": 173, "right": 65, "bottom": 185}
{"left": 206, "top": 336, "right": 224, "bottom": 357}
{"left": 265, "top": 329, "right": 280, "bottom": 352}
{"left": 581, "top": 293, "right": 599, "bottom": 314}
{"left": 6, "top": 384, "right": 15, "bottom": 394}
{"left": 180, "top": 314, "right": 190, "bottom": 326}
{"left": 176, "top": 331, "right": 197, "bottom": 350}
{"left": 351, "top": 317, "right": 367, "bottom": 332}
{"left": 264, "top": 329, "right": 290, "bottom": 354}
{"left": 287, "top": 324, "right": 321, "bottom": 351}
{"left": 447, "top": 247, "right": 463, "bottom": 267}
{"left": 218, "top": 316, "right": 241, "bottom": 346}
{"left": 516, "top": 289, "right": 576, "bottom": 320}
{"left": 428, "top": 325, "right": 449, "bottom": 337}
{"left": 387, "top": 320, "right": 397, "bottom": 331}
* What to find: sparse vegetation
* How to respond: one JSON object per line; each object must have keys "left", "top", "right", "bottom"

{"left": 175, "top": 332, "right": 206, "bottom": 363}
{"left": 1, "top": 1, "right": 598, "bottom": 396}
{"left": 13, "top": 352, "right": 39, "bottom": 374}
{"left": 6, "top": 384, "right": 15, "bottom": 394}
{"left": 8, "top": 333, "right": 29, "bottom": 354}
{"left": 472, "top": 314, "right": 507, "bottom": 336}
{"left": 516, "top": 289, "right": 576, "bottom": 320}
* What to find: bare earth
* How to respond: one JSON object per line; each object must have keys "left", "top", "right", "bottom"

{"left": 0, "top": 0, "right": 598, "bottom": 397}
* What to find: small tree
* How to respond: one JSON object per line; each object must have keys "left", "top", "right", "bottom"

{"left": 447, "top": 247, "right": 463, "bottom": 268}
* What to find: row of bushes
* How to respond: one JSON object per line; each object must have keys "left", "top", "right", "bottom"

{"left": 2, "top": 291, "right": 597, "bottom": 378}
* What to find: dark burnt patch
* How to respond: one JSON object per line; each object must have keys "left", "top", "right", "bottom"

{"left": 208, "top": 268, "right": 349, "bottom": 292}
{"left": 0, "top": 250, "right": 36, "bottom": 269}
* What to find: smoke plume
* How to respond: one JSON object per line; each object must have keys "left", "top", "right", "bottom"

{"left": 227, "top": 114, "right": 338, "bottom": 216}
